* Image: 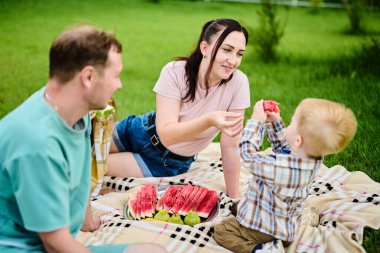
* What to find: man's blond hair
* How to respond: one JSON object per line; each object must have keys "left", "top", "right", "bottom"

{"left": 297, "top": 98, "right": 357, "bottom": 157}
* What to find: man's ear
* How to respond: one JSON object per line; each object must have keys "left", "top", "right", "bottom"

{"left": 200, "top": 41, "right": 209, "bottom": 57}
{"left": 295, "top": 134, "right": 303, "bottom": 148}
{"left": 80, "top": 66, "right": 96, "bottom": 89}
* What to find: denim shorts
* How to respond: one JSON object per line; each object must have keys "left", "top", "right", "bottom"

{"left": 113, "top": 111, "right": 194, "bottom": 177}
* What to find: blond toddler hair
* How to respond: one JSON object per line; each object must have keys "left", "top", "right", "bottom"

{"left": 297, "top": 98, "right": 357, "bottom": 157}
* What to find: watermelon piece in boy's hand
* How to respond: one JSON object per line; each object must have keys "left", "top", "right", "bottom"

{"left": 263, "top": 100, "right": 280, "bottom": 113}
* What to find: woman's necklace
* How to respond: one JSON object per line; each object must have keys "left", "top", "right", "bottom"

{"left": 44, "top": 91, "right": 59, "bottom": 112}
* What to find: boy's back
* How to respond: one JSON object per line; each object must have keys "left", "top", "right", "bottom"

{"left": 214, "top": 98, "right": 357, "bottom": 253}
{"left": 238, "top": 119, "right": 322, "bottom": 241}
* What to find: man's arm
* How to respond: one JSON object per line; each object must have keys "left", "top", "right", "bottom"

{"left": 39, "top": 227, "right": 91, "bottom": 253}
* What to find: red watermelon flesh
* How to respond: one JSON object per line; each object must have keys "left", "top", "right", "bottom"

{"left": 131, "top": 191, "right": 142, "bottom": 220}
{"left": 188, "top": 187, "right": 209, "bottom": 215}
{"left": 140, "top": 190, "right": 149, "bottom": 218}
{"left": 177, "top": 186, "right": 200, "bottom": 215}
{"left": 128, "top": 197, "right": 138, "bottom": 220}
{"left": 170, "top": 184, "right": 194, "bottom": 214}
{"left": 156, "top": 186, "right": 178, "bottom": 210}
{"left": 146, "top": 184, "right": 157, "bottom": 217}
{"left": 263, "top": 100, "right": 279, "bottom": 113}
{"left": 140, "top": 184, "right": 156, "bottom": 218}
{"left": 180, "top": 186, "right": 207, "bottom": 216}
{"left": 164, "top": 187, "right": 184, "bottom": 212}
{"left": 149, "top": 184, "right": 157, "bottom": 215}
{"left": 128, "top": 184, "right": 157, "bottom": 220}
{"left": 196, "top": 190, "right": 219, "bottom": 218}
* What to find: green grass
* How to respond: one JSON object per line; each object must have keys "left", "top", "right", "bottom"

{"left": 0, "top": 0, "right": 379, "bottom": 251}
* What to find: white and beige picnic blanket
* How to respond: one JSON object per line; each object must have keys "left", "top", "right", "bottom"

{"left": 76, "top": 143, "right": 380, "bottom": 253}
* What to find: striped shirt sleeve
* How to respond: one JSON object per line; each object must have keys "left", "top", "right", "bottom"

{"left": 265, "top": 120, "right": 291, "bottom": 154}
{"left": 240, "top": 120, "right": 275, "bottom": 183}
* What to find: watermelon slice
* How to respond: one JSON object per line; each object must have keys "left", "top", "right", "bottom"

{"left": 140, "top": 190, "right": 149, "bottom": 219}
{"left": 170, "top": 184, "right": 194, "bottom": 214}
{"left": 140, "top": 184, "right": 155, "bottom": 218}
{"left": 148, "top": 184, "right": 157, "bottom": 216}
{"left": 181, "top": 187, "right": 209, "bottom": 216}
{"left": 195, "top": 190, "right": 219, "bottom": 218}
{"left": 128, "top": 184, "right": 157, "bottom": 220}
{"left": 128, "top": 197, "right": 139, "bottom": 220}
{"left": 178, "top": 186, "right": 199, "bottom": 215}
{"left": 263, "top": 100, "right": 279, "bottom": 113}
{"left": 129, "top": 191, "right": 142, "bottom": 220}
{"left": 156, "top": 186, "right": 180, "bottom": 212}
{"left": 179, "top": 186, "right": 207, "bottom": 216}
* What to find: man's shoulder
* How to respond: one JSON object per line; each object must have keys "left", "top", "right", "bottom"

{"left": 0, "top": 92, "right": 66, "bottom": 160}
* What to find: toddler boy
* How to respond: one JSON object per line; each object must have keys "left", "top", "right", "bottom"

{"left": 214, "top": 98, "right": 357, "bottom": 252}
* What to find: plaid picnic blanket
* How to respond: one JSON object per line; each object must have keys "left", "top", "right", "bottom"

{"left": 77, "top": 143, "right": 380, "bottom": 253}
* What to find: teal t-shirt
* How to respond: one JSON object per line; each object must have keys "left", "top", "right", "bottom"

{"left": 0, "top": 88, "right": 128, "bottom": 252}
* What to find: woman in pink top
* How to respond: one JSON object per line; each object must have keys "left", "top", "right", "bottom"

{"left": 107, "top": 19, "right": 250, "bottom": 198}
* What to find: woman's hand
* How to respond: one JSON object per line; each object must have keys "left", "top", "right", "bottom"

{"left": 209, "top": 111, "right": 243, "bottom": 137}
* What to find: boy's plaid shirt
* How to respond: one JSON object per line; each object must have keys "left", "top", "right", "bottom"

{"left": 236, "top": 119, "right": 322, "bottom": 241}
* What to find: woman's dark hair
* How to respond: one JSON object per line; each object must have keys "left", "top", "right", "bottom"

{"left": 177, "top": 19, "right": 248, "bottom": 102}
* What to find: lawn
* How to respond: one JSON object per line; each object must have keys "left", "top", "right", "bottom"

{"left": 0, "top": 0, "right": 379, "bottom": 251}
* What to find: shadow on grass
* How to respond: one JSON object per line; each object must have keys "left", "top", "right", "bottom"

{"left": 273, "top": 37, "right": 380, "bottom": 78}
{"left": 329, "top": 37, "right": 380, "bottom": 78}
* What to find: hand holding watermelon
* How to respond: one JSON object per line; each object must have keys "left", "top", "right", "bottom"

{"left": 263, "top": 100, "right": 281, "bottom": 122}
{"left": 251, "top": 100, "right": 267, "bottom": 122}
{"left": 251, "top": 100, "right": 281, "bottom": 123}
{"left": 263, "top": 100, "right": 279, "bottom": 113}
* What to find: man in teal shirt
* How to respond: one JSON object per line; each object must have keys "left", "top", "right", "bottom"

{"left": 0, "top": 25, "right": 166, "bottom": 253}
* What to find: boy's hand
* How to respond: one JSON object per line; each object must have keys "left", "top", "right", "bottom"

{"left": 267, "top": 111, "right": 282, "bottom": 122}
{"left": 251, "top": 100, "right": 267, "bottom": 123}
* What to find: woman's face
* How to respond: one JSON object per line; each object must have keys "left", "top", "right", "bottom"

{"left": 207, "top": 31, "right": 246, "bottom": 82}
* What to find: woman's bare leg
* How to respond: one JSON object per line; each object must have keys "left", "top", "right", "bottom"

{"left": 109, "top": 139, "right": 121, "bottom": 153}
{"left": 107, "top": 139, "right": 144, "bottom": 177}
{"left": 106, "top": 152, "right": 145, "bottom": 177}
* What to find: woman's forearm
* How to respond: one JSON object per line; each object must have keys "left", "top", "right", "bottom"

{"left": 221, "top": 146, "right": 241, "bottom": 198}
{"left": 155, "top": 94, "right": 243, "bottom": 147}
{"left": 156, "top": 113, "right": 213, "bottom": 146}
{"left": 220, "top": 127, "right": 242, "bottom": 198}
